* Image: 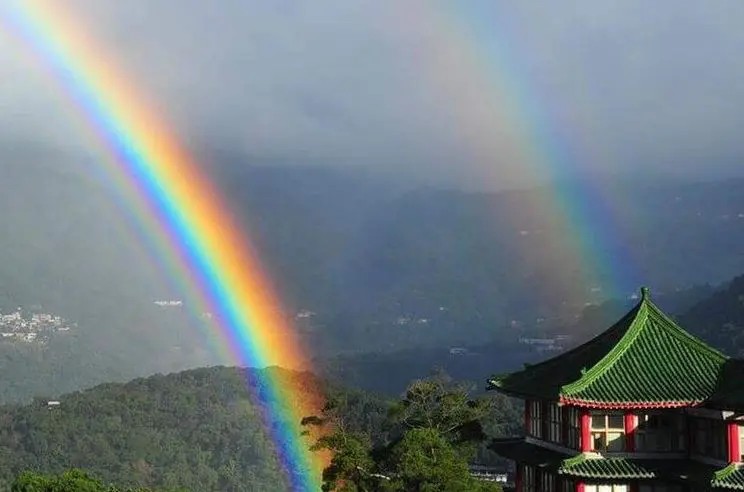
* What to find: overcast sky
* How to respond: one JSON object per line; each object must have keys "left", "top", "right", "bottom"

{"left": 1, "top": 0, "right": 743, "bottom": 190}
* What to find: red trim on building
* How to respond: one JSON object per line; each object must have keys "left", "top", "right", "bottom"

{"left": 559, "top": 395, "right": 701, "bottom": 409}
{"left": 580, "top": 409, "right": 591, "bottom": 452}
{"left": 629, "top": 484, "right": 639, "bottom": 492}
{"left": 624, "top": 413, "right": 636, "bottom": 452}
{"left": 576, "top": 481, "right": 585, "bottom": 492}
{"left": 728, "top": 422, "right": 740, "bottom": 463}
{"left": 525, "top": 399, "right": 531, "bottom": 433}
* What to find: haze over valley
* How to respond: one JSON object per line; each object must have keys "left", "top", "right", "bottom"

{"left": 0, "top": 155, "right": 743, "bottom": 401}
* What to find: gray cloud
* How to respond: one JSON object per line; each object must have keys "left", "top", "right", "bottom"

{"left": 0, "top": 0, "right": 743, "bottom": 189}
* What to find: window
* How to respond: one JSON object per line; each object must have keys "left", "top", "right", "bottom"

{"left": 636, "top": 413, "right": 686, "bottom": 452}
{"left": 584, "top": 485, "right": 628, "bottom": 492}
{"left": 528, "top": 401, "right": 564, "bottom": 443}
{"left": 539, "top": 471, "right": 555, "bottom": 491}
{"left": 739, "top": 424, "right": 744, "bottom": 462}
{"left": 564, "top": 406, "right": 580, "bottom": 449}
{"left": 523, "top": 465, "right": 535, "bottom": 492}
{"left": 591, "top": 413, "right": 625, "bottom": 452}
{"left": 547, "top": 403, "right": 562, "bottom": 442}
{"left": 529, "top": 401, "right": 543, "bottom": 438}
{"left": 523, "top": 466, "right": 559, "bottom": 492}
{"left": 691, "top": 418, "right": 727, "bottom": 461}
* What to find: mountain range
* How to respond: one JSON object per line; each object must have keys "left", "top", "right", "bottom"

{"left": 0, "top": 153, "right": 743, "bottom": 400}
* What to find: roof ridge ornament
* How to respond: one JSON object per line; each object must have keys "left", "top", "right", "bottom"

{"left": 640, "top": 286, "right": 650, "bottom": 300}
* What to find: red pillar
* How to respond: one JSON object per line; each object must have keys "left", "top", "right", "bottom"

{"left": 576, "top": 482, "right": 585, "bottom": 492}
{"left": 728, "top": 422, "right": 740, "bottom": 463}
{"left": 525, "top": 400, "right": 531, "bottom": 435}
{"left": 624, "top": 413, "right": 636, "bottom": 452}
{"left": 580, "top": 409, "right": 591, "bottom": 452}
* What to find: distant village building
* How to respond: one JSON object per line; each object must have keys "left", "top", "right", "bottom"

{"left": 469, "top": 465, "right": 512, "bottom": 486}
{"left": 488, "top": 287, "right": 744, "bottom": 492}
{"left": 294, "top": 309, "right": 316, "bottom": 320}
{"left": 518, "top": 338, "right": 555, "bottom": 345}
{"left": 449, "top": 347, "right": 469, "bottom": 356}
{"left": 394, "top": 316, "right": 430, "bottom": 327}
{"left": 518, "top": 336, "right": 568, "bottom": 353}
{"left": 153, "top": 300, "right": 183, "bottom": 307}
{"left": 0, "top": 307, "right": 73, "bottom": 344}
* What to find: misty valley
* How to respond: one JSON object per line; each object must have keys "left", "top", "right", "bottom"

{"left": 2, "top": 163, "right": 744, "bottom": 391}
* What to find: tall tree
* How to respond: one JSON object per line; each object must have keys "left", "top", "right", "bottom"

{"left": 302, "top": 393, "right": 382, "bottom": 491}
{"left": 304, "top": 372, "right": 501, "bottom": 492}
{"left": 387, "top": 371, "right": 492, "bottom": 457}
{"left": 382, "top": 428, "right": 499, "bottom": 492}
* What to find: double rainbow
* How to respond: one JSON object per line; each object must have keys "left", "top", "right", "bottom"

{"left": 1, "top": 1, "right": 643, "bottom": 489}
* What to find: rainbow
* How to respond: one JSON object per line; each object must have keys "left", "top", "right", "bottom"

{"left": 397, "top": 3, "right": 639, "bottom": 301}
{"left": 0, "top": 1, "right": 646, "bottom": 487}
{"left": 0, "top": 2, "right": 326, "bottom": 490}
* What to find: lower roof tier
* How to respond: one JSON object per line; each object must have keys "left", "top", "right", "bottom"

{"left": 713, "top": 464, "right": 744, "bottom": 490}
{"left": 489, "top": 438, "right": 737, "bottom": 488}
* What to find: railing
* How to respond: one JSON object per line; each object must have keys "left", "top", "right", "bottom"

{"left": 468, "top": 465, "right": 513, "bottom": 485}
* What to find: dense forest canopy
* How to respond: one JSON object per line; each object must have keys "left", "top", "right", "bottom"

{"left": 0, "top": 366, "right": 519, "bottom": 491}
{"left": 0, "top": 367, "right": 310, "bottom": 491}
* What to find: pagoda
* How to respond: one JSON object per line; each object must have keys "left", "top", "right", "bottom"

{"left": 487, "top": 287, "right": 744, "bottom": 492}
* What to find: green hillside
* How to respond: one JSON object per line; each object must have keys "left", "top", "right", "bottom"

{"left": 0, "top": 366, "right": 339, "bottom": 492}
{"left": 0, "top": 364, "right": 522, "bottom": 491}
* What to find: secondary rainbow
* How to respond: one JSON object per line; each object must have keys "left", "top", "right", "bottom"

{"left": 0, "top": 2, "right": 326, "bottom": 490}
{"left": 394, "top": 2, "right": 638, "bottom": 300}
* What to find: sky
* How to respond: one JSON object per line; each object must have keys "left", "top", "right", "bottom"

{"left": 0, "top": 0, "right": 743, "bottom": 190}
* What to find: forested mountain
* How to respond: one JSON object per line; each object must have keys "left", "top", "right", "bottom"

{"left": 0, "top": 365, "right": 519, "bottom": 492}
{"left": 0, "top": 366, "right": 385, "bottom": 491}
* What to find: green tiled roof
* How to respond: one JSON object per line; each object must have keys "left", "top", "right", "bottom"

{"left": 712, "top": 463, "right": 744, "bottom": 490}
{"left": 559, "top": 455, "right": 717, "bottom": 484}
{"left": 559, "top": 455, "right": 654, "bottom": 479}
{"left": 489, "top": 438, "right": 717, "bottom": 484}
{"left": 488, "top": 287, "right": 729, "bottom": 407}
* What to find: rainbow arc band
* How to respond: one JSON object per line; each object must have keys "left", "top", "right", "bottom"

{"left": 0, "top": 2, "right": 326, "bottom": 490}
